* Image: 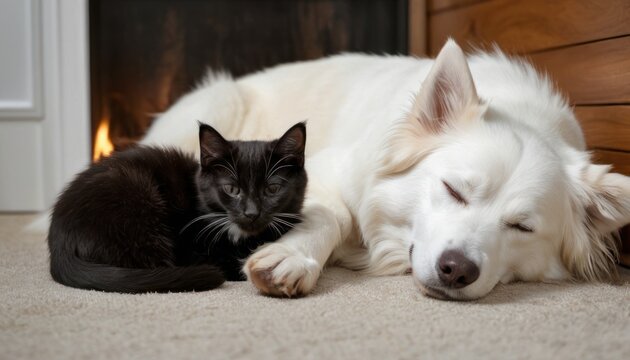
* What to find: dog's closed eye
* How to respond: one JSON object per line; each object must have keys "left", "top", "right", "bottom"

{"left": 505, "top": 222, "right": 534, "bottom": 233}
{"left": 442, "top": 181, "right": 467, "bottom": 205}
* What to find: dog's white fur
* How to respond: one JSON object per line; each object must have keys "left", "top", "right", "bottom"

{"left": 142, "top": 41, "right": 630, "bottom": 300}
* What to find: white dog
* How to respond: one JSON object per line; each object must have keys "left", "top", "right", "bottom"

{"left": 142, "top": 41, "right": 630, "bottom": 300}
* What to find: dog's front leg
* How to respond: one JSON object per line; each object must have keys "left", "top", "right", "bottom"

{"left": 244, "top": 180, "right": 352, "bottom": 297}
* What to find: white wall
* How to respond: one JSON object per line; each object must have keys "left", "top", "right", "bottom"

{"left": 0, "top": 0, "right": 90, "bottom": 211}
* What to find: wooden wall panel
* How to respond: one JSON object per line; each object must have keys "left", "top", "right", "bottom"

{"left": 575, "top": 106, "right": 630, "bottom": 152}
{"left": 529, "top": 36, "right": 630, "bottom": 105}
{"left": 409, "top": 0, "right": 427, "bottom": 56}
{"left": 428, "top": 0, "right": 486, "bottom": 13}
{"left": 429, "top": 0, "right": 630, "bottom": 55}
{"left": 591, "top": 150, "right": 630, "bottom": 176}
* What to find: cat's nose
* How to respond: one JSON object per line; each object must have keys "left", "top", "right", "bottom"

{"left": 243, "top": 201, "right": 260, "bottom": 221}
{"left": 244, "top": 210, "right": 259, "bottom": 221}
{"left": 243, "top": 200, "right": 260, "bottom": 221}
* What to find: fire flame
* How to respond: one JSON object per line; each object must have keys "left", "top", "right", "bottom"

{"left": 93, "top": 118, "right": 114, "bottom": 161}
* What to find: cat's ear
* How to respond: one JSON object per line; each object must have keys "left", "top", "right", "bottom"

{"left": 274, "top": 122, "right": 306, "bottom": 167}
{"left": 199, "top": 122, "right": 231, "bottom": 167}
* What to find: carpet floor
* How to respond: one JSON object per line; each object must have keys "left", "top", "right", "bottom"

{"left": 1, "top": 214, "right": 629, "bottom": 360}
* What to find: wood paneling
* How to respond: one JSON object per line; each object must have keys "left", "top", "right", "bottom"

{"left": 575, "top": 106, "right": 630, "bottom": 152}
{"left": 429, "top": 0, "right": 630, "bottom": 55}
{"left": 409, "top": 0, "right": 427, "bottom": 56}
{"left": 428, "top": 0, "right": 486, "bottom": 13}
{"left": 591, "top": 150, "right": 630, "bottom": 176}
{"left": 529, "top": 36, "right": 630, "bottom": 105}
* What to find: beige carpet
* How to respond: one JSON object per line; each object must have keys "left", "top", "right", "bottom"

{"left": 1, "top": 214, "right": 629, "bottom": 360}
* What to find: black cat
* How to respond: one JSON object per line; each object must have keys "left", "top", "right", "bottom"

{"left": 48, "top": 122, "right": 307, "bottom": 293}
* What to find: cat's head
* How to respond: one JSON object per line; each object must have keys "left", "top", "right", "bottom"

{"left": 196, "top": 122, "right": 307, "bottom": 240}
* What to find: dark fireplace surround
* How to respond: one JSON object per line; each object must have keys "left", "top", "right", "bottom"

{"left": 89, "top": 0, "right": 409, "bottom": 159}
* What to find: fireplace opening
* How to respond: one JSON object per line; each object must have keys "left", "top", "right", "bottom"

{"left": 93, "top": 115, "right": 114, "bottom": 161}
{"left": 89, "top": 0, "right": 409, "bottom": 160}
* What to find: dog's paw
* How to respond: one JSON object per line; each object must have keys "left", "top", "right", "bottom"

{"left": 244, "top": 243, "right": 321, "bottom": 297}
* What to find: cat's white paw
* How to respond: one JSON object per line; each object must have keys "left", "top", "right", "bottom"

{"left": 244, "top": 243, "right": 321, "bottom": 297}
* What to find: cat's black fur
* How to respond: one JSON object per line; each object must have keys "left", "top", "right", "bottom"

{"left": 48, "top": 122, "right": 307, "bottom": 293}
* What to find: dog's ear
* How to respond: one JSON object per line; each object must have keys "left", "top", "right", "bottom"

{"left": 410, "top": 39, "right": 482, "bottom": 134}
{"left": 563, "top": 162, "right": 630, "bottom": 281}
{"left": 378, "top": 40, "right": 484, "bottom": 175}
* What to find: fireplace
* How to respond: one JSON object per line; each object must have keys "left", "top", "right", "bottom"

{"left": 88, "top": 0, "right": 410, "bottom": 160}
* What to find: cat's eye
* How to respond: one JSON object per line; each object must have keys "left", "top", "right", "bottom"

{"left": 223, "top": 184, "right": 240, "bottom": 196}
{"left": 442, "top": 181, "right": 467, "bottom": 205}
{"left": 265, "top": 184, "right": 282, "bottom": 195}
{"left": 506, "top": 222, "right": 534, "bottom": 233}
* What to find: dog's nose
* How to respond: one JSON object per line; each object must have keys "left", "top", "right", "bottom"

{"left": 437, "top": 250, "right": 479, "bottom": 288}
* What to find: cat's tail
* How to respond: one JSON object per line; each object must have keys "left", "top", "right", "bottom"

{"left": 49, "top": 251, "right": 225, "bottom": 293}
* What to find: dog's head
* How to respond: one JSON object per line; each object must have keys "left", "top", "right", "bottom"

{"left": 380, "top": 40, "right": 630, "bottom": 300}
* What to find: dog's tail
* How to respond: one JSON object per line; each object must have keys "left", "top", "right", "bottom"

{"left": 50, "top": 250, "right": 225, "bottom": 294}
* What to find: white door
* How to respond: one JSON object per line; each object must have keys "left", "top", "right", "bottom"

{"left": 0, "top": 0, "right": 90, "bottom": 211}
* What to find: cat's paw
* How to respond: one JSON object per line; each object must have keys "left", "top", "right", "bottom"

{"left": 244, "top": 243, "right": 321, "bottom": 297}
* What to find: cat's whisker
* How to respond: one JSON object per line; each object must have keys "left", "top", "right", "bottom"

{"left": 267, "top": 164, "right": 295, "bottom": 180}
{"left": 274, "top": 216, "right": 303, "bottom": 226}
{"left": 265, "top": 155, "right": 294, "bottom": 180}
{"left": 194, "top": 217, "right": 229, "bottom": 243}
{"left": 194, "top": 224, "right": 215, "bottom": 244}
{"left": 268, "top": 220, "right": 284, "bottom": 238}
{"left": 225, "top": 157, "right": 239, "bottom": 179}
{"left": 273, "top": 217, "right": 296, "bottom": 229}
{"left": 263, "top": 153, "right": 271, "bottom": 179}
{"left": 274, "top": 213, "right": 303, "bottom": 220}
{"left": 181, "top": 214, "right": 227, "bottom": 235}
{"left": 196, "top": 219, "right": 230, "bottom": 245}
{"left": 211, "top": 221, "right": 232, "bottom": 245}
{"left": 210, "top": 222, "right": 227, "bottom": 245}
{"left": 213, "top": 163, "right": 238, "bottom": 181}
{"left": 228, "top": 154, "right": 239, "bottom": 176}
{"left": 266, "top": 154, "right": 291, "bottom": 176}
{"left": 180, "top": 213, "right": 228, "bottom": 234}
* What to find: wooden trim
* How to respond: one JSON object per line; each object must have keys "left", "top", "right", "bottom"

{"left": 428, "top": 0, "right": 630, "bottom": 56}
{"left": 408, "top": 0, "right": 427, "bottom": 56}
{"left": 575, "top": 106, "right": 630, "bottom": 152}
{"left": 40, "top": 0, "right": 91, "bottom": 207}
{"left": 529, "top": 36, "right": 630, "bottom": 105}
